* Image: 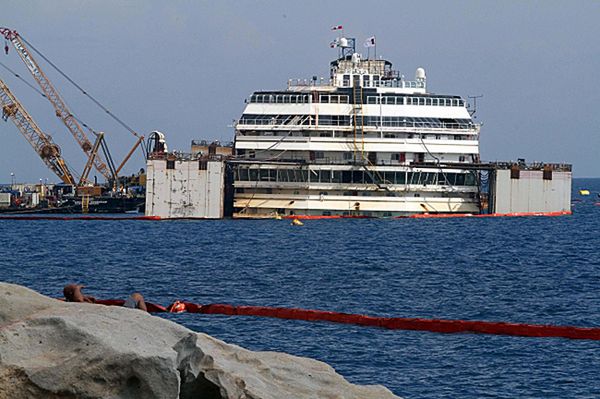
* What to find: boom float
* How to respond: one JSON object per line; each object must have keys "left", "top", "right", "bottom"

{"left": 91, "top": 300, "right": 600, "bottom": 341}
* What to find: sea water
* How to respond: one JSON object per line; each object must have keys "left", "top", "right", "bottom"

{"left": 1, "top": 178, "right": 599, "bottom": 398}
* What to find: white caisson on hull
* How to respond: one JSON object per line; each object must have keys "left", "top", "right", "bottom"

{"left": 232, "top": 35, "right": 481, "bottom": 218}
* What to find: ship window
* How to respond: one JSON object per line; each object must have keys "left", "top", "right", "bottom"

{"left": 342, "top": 171, "right": 352, "bottom": 183}
{"left": 438, "top": 173, "right": 449, "bottom": 185}
{"left": 383, "top": 172, "right": 395, "bottom": 184}
{"left": 320, "top": 95, "right": 329, "bottom": 103}
{"left": 343, "top": 74, "right": 350, "bottom": 86}
{"left": 299, "top": 170, "right": 308, "bottom": 182}
{"left": 424, "top": 173, "right": 437, "bottom": 185}
{"left": 425, "top": 98, "right": 432, "bottom": 105}
{"left": 352, "top": 171, "right": 364, "bottom": 184}
{"left": 249, "top": 169, "right": 258, "bottom": 181}
{"left": 465, "top": 173, "right": 477, "bottom": 186}
{"left": 353, "top": 75, "right": 360, "bottom": 87}
{"left": 314, "top": 151, "right": 325, "bottom": 159}
{"left": 319, "top": 170, "right": 331, "bottom": 182}
{"left": 332, "top": 171, "right": 341, "bottom": 183}
{"left": 339, "top": 95, "right": 349, "bottom": 103}
{"left": 284, "top": 95, "right": 291, "bottom": 103}
{"left": 367, "top": 96, "right": 376, "bottom": 104}
{"left": 363, "top": 75, "right": 370, "bottom": 87}
{"left": 455, "top": 174, "right": 465, "bottom": 185}
{"left": 418, "top": 98, "right": 425, "bottom": 106}
{"left": 277, "top": 169, "right": 289, "bottom": 182}
{"left": 238, "top": 168, "right": 249, "bottom": 181}
{"left": 166, "top": 160, "right": 175, "bottom": 169}
{"left": 395, "top": 172, "right": 406, "bottom": 184}
{"left": 259, "top": 169, "right": 270, "bottom": 181}
{"left": 199, "top": 160, "right": 207, "bottom": 170}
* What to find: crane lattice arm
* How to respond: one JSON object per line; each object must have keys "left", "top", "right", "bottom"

{"left": 0, "top": 27, "right": 111, "bottom": 181}
{"left": 0, "top": 78, "right": 75, "bottom": 185}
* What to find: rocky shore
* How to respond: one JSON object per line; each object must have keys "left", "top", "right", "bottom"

{"left": 0, "top": 283, "right": 400, "bottom": 399}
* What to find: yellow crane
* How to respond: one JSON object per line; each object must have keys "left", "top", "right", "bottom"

{"left": 0, "top": 27, "right": 112, "bottom": 181}
{"left": 1, "top": 27, "right": 146, "bottom": 189}
{"left": 0, "top": 77, "right": 75, "bottom": 185}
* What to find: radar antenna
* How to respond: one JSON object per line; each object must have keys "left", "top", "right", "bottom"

{"left": 468, "top": 94, "right": 483, "bottom": 117}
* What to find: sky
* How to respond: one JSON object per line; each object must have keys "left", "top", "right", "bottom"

{"left": 1, "top": 0, "right": 599, "bottom": 183}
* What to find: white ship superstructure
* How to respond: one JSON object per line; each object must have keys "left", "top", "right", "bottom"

{"left": 232, "top": 37, "right": 482, "bottom": 217}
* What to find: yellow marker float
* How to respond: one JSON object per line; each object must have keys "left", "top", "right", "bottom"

{"left": 291, "top": 218, "right": 304, "bottom": 226}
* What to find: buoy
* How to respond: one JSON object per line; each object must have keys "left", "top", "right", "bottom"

{"left": 291, "top": 218, "right": 304, "bottom": 226}
{"left": 579, "top": 189, "right": 590, "bottom": 195}
{"left": 168, "top": 300, "right": 187, "bottom": 313}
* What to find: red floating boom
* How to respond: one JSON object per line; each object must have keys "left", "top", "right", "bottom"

{"left": 93, "top": 300, "right": 600, "bottom": 341}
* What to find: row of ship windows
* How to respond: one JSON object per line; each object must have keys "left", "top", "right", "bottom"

{"left": 234, "top": 168, "right": 478, "bottom": 186}
{"left": 367, "top": 96, "right": 465, "bottom": 106}
{"left": 239, "top": 114, "right": 474, "bottom": 129}
{"left": 248, "top": 94, "right": 464, "bottom": 106}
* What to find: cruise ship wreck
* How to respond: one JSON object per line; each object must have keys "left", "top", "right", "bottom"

{"left": 144, "top": 36, "right": 571, "bottom": 219}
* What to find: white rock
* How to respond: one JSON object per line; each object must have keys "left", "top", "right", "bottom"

{"left": 0, "top": 283, "right": 401, "bottom": 399}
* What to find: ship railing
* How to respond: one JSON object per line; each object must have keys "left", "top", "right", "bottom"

{"left": 147, "top": 151, "right": 230, "bottom": 162}
{"left": 191, "top": 140, "right": 234, "bottom": 147}
{"left": 286, "top": 78, "right": 426, "bottom": 90}
{"left": 489, "top": 161, "right": 572, "bottom": 172}
{"left": 236, "top": 119, "right": 479, "bottom": 132}
{"left": 240, "top": 156, "right": 477, "bottom": 168}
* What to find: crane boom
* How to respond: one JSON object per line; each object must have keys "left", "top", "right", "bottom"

{"left": 0, "top": 27, "right": 111, "bottom": 180}
{"left": 0, "top": 77, "right": 75, "bottom": 185}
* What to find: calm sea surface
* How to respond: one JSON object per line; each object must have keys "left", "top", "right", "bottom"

{"left": 1, "top": 178, "right": 599, "bottom": 398}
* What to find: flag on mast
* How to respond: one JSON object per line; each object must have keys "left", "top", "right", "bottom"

{"left": 331, "top": 25, "right": 343, "bottom": 31}
{"left": 364, "top": 36, "right": 376, "bottom": 48}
